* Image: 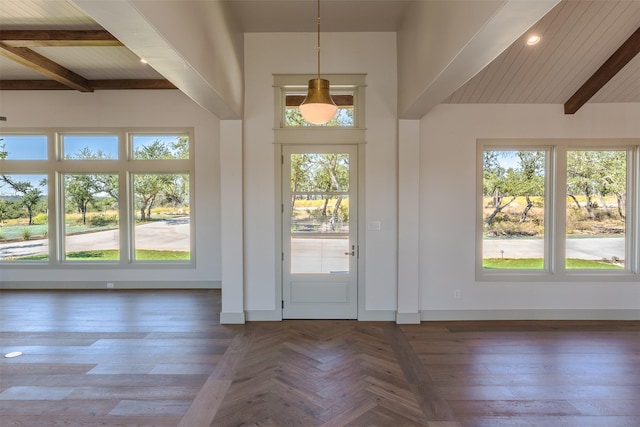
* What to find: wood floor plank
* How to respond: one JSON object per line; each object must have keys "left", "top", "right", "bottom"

{"left": 384, "top": 323, "right": 457, "bottom": 423}
{"left": 1, "top": 290, "right": 638, "bottom": 427}
{"left": 178, "top": 329, "right": 253, "bottom": 427}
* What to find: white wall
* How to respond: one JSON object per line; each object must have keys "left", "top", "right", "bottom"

{"left": 419, "top": 103, "right": 640, "bottom": 319}
{"left": 0, "top": 90, "right": 221, "bottom": 288}
{"left": 243, "top": 32, "right": 398, "bottom": 319}
{"left": 397, "top": 0, "right": 503, "bottom": 117}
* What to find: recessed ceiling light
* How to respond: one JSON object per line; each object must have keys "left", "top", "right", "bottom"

{"left": 526, "top": 34, "right": 541, "bottom": 46}
{"left": 140, "top": 58, "right": 149, "bottom": 64}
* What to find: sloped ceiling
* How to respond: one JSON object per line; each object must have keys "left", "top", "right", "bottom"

{"left": 444, "top": 0, "right": 640, "bottom": 106}
{"left": 1, "top": 0, "right": 638, "bottom": 119}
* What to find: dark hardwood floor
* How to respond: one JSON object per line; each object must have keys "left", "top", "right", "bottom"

{"left": 0, "top": 289, "right": 638, "bottom": 426}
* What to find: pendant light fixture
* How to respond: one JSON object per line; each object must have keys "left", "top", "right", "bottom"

{"left": 299, "top": 0, "right": 337, "bottom": 125}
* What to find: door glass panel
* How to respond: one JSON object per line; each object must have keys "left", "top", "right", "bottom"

{"left": 283, "top": 145, "right": 358, "bottom": 319}
{"left": 290, "top": 153, "right": 350, "bottom": 192}
{"left": 290, "top": 194, "right": 350, "bottom": 274}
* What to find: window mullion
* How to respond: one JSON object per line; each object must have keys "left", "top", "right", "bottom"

{"left": 553, "top": 145, "right": 567, "bottom": 277}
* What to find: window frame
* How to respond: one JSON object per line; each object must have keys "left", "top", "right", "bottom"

{"left": 0, "top": 128, "right": 195, "bottom": 268}
{"left": 477, "top": 139, "right": 639, "bottom": 282}
{"left": 273, "top": 74, "right": 366, "bottom": 145}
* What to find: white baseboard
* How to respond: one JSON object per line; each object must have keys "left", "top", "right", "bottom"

{"left": 245, "top": 310, "right": 282, "bottom": 321}
{"left": 396, "top": 312, "right": 421, "bottom": 324}
{"left": 220, "top": 311, "right": 246, "bottom": 324}
{"left": 0, "top": 281, "right": 221, "bottom": 289}
{"left": 420, "top": 309, "right": 640, "bottom": 321}
{"left": 358, "top": 309, "right": 396, "bottom": 321}
{"left": 244, "top": 309, "right": 396, "bottom": 322}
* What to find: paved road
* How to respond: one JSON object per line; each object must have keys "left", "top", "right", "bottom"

{"left": 0, "top": 223, "right": 626, "bottom": 262}
{"left": 0, "top": 218, "right": 190, "bottom": 260}
{"left": 484, "top": 236, "right": 625, "bottom": 260}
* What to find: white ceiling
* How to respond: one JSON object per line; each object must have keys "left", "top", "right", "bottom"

{"left": 0, "top": 0, "right": 638, "bottom": 110}
{"left": 224, "top": 0, "right": 412, "bottom": 32}
{"left": 445, "top": 0, "right": 640, "bottom": 105}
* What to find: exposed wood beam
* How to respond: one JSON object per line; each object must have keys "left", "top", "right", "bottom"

{"left": 564, "top": 26, "right": 640, "bottom": 114}
{"left": 0, "top": 43, "right": 93, "bottom": 92}
{"left": 286, "top": 94, "right": 354, "bottom": 107}
{"left": 90, "top": 79, "right": 176, "bottom": 90}
{"left": 0, "top": 80, "right": 177, "bottom": 90}
{"left": 0, "top": 80, "right": 68, "bottom": 90}
{"left": 0, "top": 30, "right": 122, "bottom": 47}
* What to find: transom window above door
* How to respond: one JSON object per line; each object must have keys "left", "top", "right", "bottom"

{"left": 284, "top": 92, "right": 354, "bottom": 127}
{"left": 274, "top": 74, "right": 365, "bottom": 131}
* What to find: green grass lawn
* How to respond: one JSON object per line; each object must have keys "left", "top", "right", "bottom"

{"left": 484, "top": 258, "right": 623, "bottom": 269}
{"left": 18, "top": 249, "right": 189, "bottom": 261}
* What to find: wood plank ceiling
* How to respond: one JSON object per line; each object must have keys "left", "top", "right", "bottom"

{"left": 0, "top": 0, "right": 174, "bottom": 91}
{"left": 444, "top": 0, "right": 640, "bottom": 109}
{"left": 0, "top": 0, "right": 638, "bottom": 112}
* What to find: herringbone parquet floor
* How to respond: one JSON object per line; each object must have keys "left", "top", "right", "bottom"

{"left": 1, "top": 290, "right": 638, "bottom": 427}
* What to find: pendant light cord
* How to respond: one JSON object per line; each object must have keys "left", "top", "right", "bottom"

{"left": 316, "top": 0, "right": 321, "bottom": 79}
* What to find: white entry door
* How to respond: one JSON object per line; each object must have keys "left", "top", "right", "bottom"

{"left": 282, "top": 145, "right": 358, "bottom": 319}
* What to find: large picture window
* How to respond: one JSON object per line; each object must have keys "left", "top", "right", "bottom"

{"left": 133, "top": 173, "right": 190, "bottom": 261}
{"left": 482, "top": 149, "right": 547, "bottom": 270}
{"left": 0, "top": 173, "right": 48, "bottom": 261}
{"left": 478, "top": 141, "right": 638, "bottom": 280}
{"left": 566, "top": 150, "right": 627, "bottom": 269}
{"left": 62, "top": 173, "right": 119, "bottom": 261}
{"left": 0, "top": 130, "right": 194, "bottom": 265}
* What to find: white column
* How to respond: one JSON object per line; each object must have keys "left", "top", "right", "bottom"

{"left": 220, "top": 120, "right": 245, "bottom": 323}
{"left": 397, "top": 120, "right": 421, "bottom": 324}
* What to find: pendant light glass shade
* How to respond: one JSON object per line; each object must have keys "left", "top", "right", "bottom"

{"left": 299, "top": 0, "right": 337, "bottom": 125}
{"left": 299, "top": 78, "right": 338, "bottom": 125}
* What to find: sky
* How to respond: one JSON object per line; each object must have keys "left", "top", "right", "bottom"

{"left": 1, "top": 134, "right": 180, "bottom": 160}
{"left": 1, "top": 134, "right": 183, "bottom": 196}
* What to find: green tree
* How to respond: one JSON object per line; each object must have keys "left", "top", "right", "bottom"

{"left": 0, "top": 168, "right": 47, "bottom": 225}
{"left": 290, "top": 153, "right": 313, "bottom": 210}
{"left": 567, "top": 150, "right": 608, "bottom": 219}
{"left": 483, "top": 151, "right": 515, "bottom": 225}
{"left": 135, "top": 174, "right": 174, "bottom": 220}
{"left": 515, "top": 151, "right": 545, "bottom": 223}
{"left": 0, "top": 199, "right": 9, "bottom": 224}
{"left": 133, "top": 138, "right": 188, "bottom": 220}
{"left": 65, "top": 174, "right": 98, "bottom": 224}
{"left": 311, "top": 154, "right": 349, "bottom": 227}
{"left": 597, "top": 151, "right": 626, "bottom": 219}
{"left": 64, "top": 147, "right": 118, "bottom": 224}
{"left": 161, "top": 174, "right": 189, "bottom": 207}
{"left": 21, "top": 187, "right": 43, "bottom": 225}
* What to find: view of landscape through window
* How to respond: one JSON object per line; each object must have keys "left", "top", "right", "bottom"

{"left": 289, "top": 153, "right": 350, "bottom": 274}
{"left": 0, "top": 133, "right": 191, "bottom": 263}
{"left": 285, "top": 93, "right": 354, "bottom": 127}
{"left": 483, "top": 150, "right": 546, "bottom": 269}
{"left": 482, "top": 148, "right": 627, "bottom": 270}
